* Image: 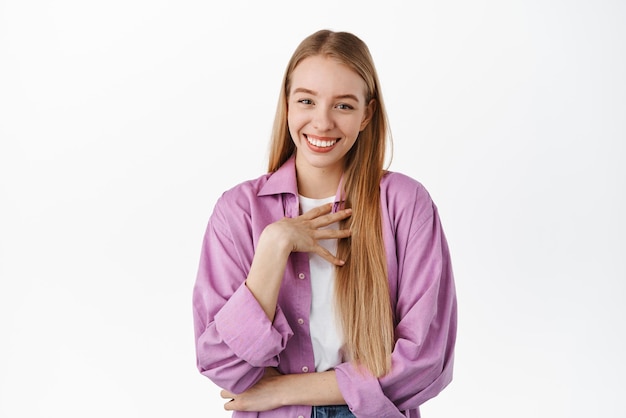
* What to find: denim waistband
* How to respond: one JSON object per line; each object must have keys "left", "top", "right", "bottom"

{"left": 311, "top": 405, "right": 355, "bottom": 418}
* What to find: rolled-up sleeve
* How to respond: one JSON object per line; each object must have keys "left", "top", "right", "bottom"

{"left": 335, "top": 184, "right": 457, "bottom": 417}
{"left": 192, "top": 195, "right": 294, "bottom": 394}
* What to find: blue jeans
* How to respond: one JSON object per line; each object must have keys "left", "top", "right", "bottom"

{"left": 311, "top": 405, "right": 355, "bottom": 417}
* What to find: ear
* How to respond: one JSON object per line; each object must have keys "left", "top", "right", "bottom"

{"left": 360, "top": 99, "right": 377, "bottom": 131}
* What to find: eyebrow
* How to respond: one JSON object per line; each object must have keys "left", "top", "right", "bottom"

{"left": 292, "top": 88, "right": 360, "bottom": 102}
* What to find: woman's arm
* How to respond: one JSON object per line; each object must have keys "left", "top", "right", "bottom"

{"left": 221, "top": 369, "right": 345, "bottom": 412}
{"left": 333, "top": 182, "right": 457, "bottom": 417}
{"left": 194, "top": 200, "right": 352, "bottom": 394}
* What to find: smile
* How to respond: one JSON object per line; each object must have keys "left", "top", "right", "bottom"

{"left": 306, "top": 135, "right": 338, "bottom": 148}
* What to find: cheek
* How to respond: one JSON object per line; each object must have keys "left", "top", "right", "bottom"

{"left": 344, "top": 118, "right": 365, "bottom": 137}
{"left": 287, "top": 114, "right": 300, "bottom": 142}
{"left": 287, "top": 111, "right": 306, "bottom": 134}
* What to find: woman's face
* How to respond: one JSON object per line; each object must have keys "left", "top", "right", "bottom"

{"left": 288, "top": 55, "right": 374, "bottom": 178}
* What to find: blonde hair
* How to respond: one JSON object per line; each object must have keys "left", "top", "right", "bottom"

{"left": 268, "top": 30, "right": 394, "bottom": 377}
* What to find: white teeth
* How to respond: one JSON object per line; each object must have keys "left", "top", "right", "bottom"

{"left": 306, "top": 136, "right": 336, "bottom": 147}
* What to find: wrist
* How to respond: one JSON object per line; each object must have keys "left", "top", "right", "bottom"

{"left": 272, "top": 371, "right": 344, "bottom": 407}
{"left": 259, "top": 223, "right": 292, "bottom": 256}
{"left": 274, "top": 373, "right": 298, "bottom": 407}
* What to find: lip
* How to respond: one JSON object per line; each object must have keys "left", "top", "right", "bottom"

{"left": 305, "top": 134, "right": 340, "bottom": 153}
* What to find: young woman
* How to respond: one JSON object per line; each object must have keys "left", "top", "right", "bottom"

{"left": 192, "top": 29, "right": 457, "bottom": 418}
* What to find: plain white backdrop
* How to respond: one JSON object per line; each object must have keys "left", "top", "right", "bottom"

{"left": 1, "top": 1, "right": 624, "bottom": 417}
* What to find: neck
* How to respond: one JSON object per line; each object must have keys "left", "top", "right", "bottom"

{"left": 296, "top": 164, "right": 343, "bottom": 199}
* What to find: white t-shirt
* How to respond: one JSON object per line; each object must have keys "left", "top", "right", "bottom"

{"left": 298, "top": 195, "right": 344, "bottom": 372}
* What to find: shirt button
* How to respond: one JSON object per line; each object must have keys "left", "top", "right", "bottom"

{"left": 298, "top": 273, "right": 305, "bottom": 279}
{"left": 297, "top": 318, "right": 304, "bottom": 325}
{"left": 301, "top": 366, "right": 309, "bottom": 373}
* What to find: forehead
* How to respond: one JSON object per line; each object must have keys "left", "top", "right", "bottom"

{"left": 290, "top": 55, "right": 367, "bottom": 100}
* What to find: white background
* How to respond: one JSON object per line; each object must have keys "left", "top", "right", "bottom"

{"left": 1, "top": 1, "right": 624, "bottom": 417}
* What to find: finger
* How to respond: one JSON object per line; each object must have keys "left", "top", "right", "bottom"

{"left": 314, "top": 246, "right": 347, "bottom": 266}
{"left": 220, "top": 389, "right": 234, "bottom": 399}
{"left": 221, "top": 389, "right": 237, "bottom": 411}
{"left": 311, "top": 208, "right": 352, "bottom": 228}
{"left": 313, "top": 227, "right": 352, "bottom": 240}
{"left": 224, "top": 399, "right": 236, "bottom": 411}
{"left": 300, "top": 202, "right": 333, "bottom": 220}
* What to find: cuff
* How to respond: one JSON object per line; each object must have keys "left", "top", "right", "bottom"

{"left": 334, "top": 362, "right": 404, "bottom": 418}
{"left": 215, "top": 283, "right": 293, "bottom": 367}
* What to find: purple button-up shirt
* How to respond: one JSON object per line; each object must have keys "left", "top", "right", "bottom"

{"left": 192, "top": 156, "right": 457, "bottom": 418}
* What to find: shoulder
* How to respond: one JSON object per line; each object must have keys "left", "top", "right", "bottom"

{"left": 381, "top": 171, "right": 435, "bottom": 230}
{"left": 381, "top": 171, "right": 425, "bottom": 192}
{"left": 215, "top": 157, "right": 297, "bottom": 209}
{"left": 223, "top": 173, "right": 272, "bottom": 199}
{"left": 212, "top": 173, "right": 273, "bottom": 216}
{"left": 381, "top": 171, "right": 433, "bottom": 205}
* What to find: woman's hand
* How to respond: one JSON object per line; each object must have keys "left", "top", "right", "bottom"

{"left": 264, "top": 203, "right": 352, "bottom": 266}
{"left": 246, "top": 203, "right": 351, "bottom": 321}
{"left": 220, "top": 367, "right": 284, "bottom": 412}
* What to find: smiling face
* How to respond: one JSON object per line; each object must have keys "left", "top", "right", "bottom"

{"left": 287, "top": 55, "right": 374, "bottom": 186}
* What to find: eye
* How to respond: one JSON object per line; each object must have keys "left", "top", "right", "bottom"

{"left": 298, "top": 99, "right": 313, "bottom": 105}
{"left": 336, "top": 103, "right": 354, "bottom": 110}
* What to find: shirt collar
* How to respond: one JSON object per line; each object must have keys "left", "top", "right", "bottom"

{"left": 258, "top": 154, "right": 346, "bottom": 205}
{"left": 258, "top": 155, "right": 298, "bottom": 197}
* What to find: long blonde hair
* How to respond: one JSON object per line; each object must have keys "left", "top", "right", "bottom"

{"left": 268, "top": 30, "right": 394, "bottom": 377}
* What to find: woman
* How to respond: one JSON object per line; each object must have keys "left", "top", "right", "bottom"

{"left": 192, "top": 29, "right": 457, "bottom": 418}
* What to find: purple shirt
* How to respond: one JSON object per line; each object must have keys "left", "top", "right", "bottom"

{"left": 192, "top": 156, "right": 457, "bottom": 418}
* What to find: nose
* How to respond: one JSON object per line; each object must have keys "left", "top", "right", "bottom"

{"left": 312, "top": 106, "right": 334, "bottom": 131}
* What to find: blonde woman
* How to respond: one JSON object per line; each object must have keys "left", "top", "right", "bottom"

{"left": 193, "top": 29, "right": 457, "bottom": 418}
